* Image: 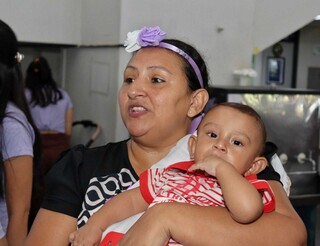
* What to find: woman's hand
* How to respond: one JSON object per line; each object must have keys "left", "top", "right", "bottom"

{"left": 69, "top": 224, "right": 102, "bottom": 246}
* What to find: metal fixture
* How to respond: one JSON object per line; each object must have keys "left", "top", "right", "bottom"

{"left": 296, "top": 151, "right": 317, "bottom": 171}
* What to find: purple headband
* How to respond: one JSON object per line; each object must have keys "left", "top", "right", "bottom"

{"left": 124, "top": 26, "right": 204, "bottom": 89}
{"left": 124, "top": 26, "right": 204, "bottom": 133}
{"left": 158, "top": 42, "right": 204, "bottom": 88}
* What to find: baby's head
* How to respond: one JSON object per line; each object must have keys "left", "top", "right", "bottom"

{"left": 189, "top": 102, "right": 268, "bottom": 176}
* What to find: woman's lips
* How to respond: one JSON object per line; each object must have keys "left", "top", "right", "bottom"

{"left": 128, "top": 105, "right": 147, "bottom": 117}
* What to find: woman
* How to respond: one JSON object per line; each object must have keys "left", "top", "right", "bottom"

{"left": 0, "top": 19, "right": 41, "bottom": 245}
{"left": 25, "top": 56, "right": 73, "bottom": 227}
{"left": 25, "top": 56, "right": 73, "bottom": 176}
{"left": 26, "top": 26, "right": 306, "bottom": 246}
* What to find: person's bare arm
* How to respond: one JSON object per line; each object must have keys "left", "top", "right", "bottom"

{"left": 119, "top": 181, "right": 307, "bottom": 246}
{"left": 0, "top": 237, "right": 7, "bottom": 246}
{"left": 69, "top": 187, "right": 148, "bottom": 245}
{"left": 65, "top": 108, "right": 73, "bottom": 136}
{"left": 25, "top": 208, "right": 77, "bottom": 246}
{"left": 189, "top": 156, "right": 263, "bottom": 223}
{"left": 4, "top": 156, "right": 33, "bottom": 246}
{"left": 213, "top": 165, "right": 263, "bottom": 223}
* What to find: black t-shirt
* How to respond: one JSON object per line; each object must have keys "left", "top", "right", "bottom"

{"left": 42, "top": 139, "right": 139, "bottom": 227}
{"left": 42, "top": 139, "right": 280, "bottom": 227}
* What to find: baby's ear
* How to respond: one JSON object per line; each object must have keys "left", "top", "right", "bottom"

{"left": 188, "top": 135, "right": 197, "bottom": 160}
{"left": 244, "top": 157, "right": 268, "bottom": 176}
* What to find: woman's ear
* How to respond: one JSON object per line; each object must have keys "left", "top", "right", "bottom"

{"left": 188, "top": 135, "right": 197, "bottom": 160}
{"left": 244, "top": 157, "right": 268, "bottom": 176}
{"left": 187, "top": 89, "right": 209, "bottom": 118}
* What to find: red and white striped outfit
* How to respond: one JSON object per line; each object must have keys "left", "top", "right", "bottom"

{"left": 100, "top": 160, "right": 275, "bottom": 246}
{"left": 140, "top": 161, "right": 275, "bottom": 212}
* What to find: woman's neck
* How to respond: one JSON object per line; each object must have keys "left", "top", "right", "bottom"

{"left": 127, "top": 139, "right": 176, "bottom": 175}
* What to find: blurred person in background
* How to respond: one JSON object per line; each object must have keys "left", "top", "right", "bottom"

{"left": 25, "top": 56, "right": 73, "bottom": 175}
{"left": 25, "top": 56, "right": 73, "bottom": 225}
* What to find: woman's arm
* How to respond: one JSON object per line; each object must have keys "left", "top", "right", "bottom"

{"left": 4, "top": 156, "right": 33, "bottom": 246}
{"left": 69, "top": 187, "right": 148, "bottom": 245}
{"left": 65, "top": 108, "right": 73, "bottom": 136}
{"left": 0, "top": 237, "right": 7, "bottom": 246}
{"left": 119, "top": 181, "right": 307, "bottom": 246}
{"left": 25, "top": 208, "right": 77, "bottom": 246}
{"left": 27, "top": 143, "right": 99, "bottom": 245}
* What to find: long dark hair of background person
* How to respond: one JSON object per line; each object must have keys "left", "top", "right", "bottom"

{"left": 25, "top": 56, "right": 63, "bottom": 107}
{"left": 0, "top": 19, "right": 41, "bottom": 229}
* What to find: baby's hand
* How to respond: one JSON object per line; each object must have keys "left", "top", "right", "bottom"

{"left": 188, "top": 155, "right": 230, "bottom": 177}
{"left": 69, "top": 224, "right": 103, "bottom": 246}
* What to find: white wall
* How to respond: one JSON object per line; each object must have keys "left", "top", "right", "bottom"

{"left": 0, "top": 0, "right": 122, "bottom": 45}
{"left": 64, "top": 47, "right": 120, "bottom": 146}
{"left": 296, "top": 22, "right": 320, "bottom": 88}
{"left": 81, "top": 0, "right": 121, "bottom": 45}
{"left": 0, "top": 0, "right": 81, "bottom": 44}
{"left": 119, "top": 0, "right": 256, "bottom": 87}
{"left": 253, "top": 0, "right": 320, "bottom": 52}
{"left": 0, "top": 0, "right": 259, "bottom": 85}
{"left": 2, "top": 0, "right": 319, "bottom": 87}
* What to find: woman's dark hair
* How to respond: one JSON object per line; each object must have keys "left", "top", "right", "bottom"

{"left": 162, "top": 39, "right": 209, "bottom": 91}
{"left": 25, "top": 56, "right": 62, "bottom": 107}
{"left": 0, "top": 19, "right": 41, "bottom": 197}
{"left": 0, "top": 19, "right": 22, "bottom": 122}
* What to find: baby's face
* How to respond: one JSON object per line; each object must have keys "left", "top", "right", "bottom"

{"left": 193, "top": 106, "right": 263, "bottom": 174}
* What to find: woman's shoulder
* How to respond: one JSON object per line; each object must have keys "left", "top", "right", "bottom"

{"left": 77, "top": 139, "right": 128, "bottom": 154}
{"left": 1, "top": 103, "right": 35, "bottom": 160}
{"left": 46, "top": 139, "right": 132, "bottom": 194}
{"left": 4, "top": 102, "right": 33, "bottom": 131}
{"left": 55, "top": 139, "right": 131, "bottom": 173}
{"left": 57, "top": 88, "right": 73, "bottom": 106}
{"left": 5, "top": 102, "right": 24, "bottom": 117}
{"left": 83, "top": 139, "right": 130, "bottom": 167}
{"left": 58, "top": 88, "right": 70, "bottom": 98}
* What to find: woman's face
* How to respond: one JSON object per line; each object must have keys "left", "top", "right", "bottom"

{"left": 119, "top": 47, "right": 194, "bottom": 145}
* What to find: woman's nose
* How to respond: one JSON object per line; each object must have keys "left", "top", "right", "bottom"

{"left": 127, "top": 80, "right": 146, "bottom": 99}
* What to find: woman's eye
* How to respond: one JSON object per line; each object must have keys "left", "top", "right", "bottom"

{"left": 232, "top": 140, "right": 243, "bottom": 146}
{"left": 207, "top": 132, "right": 217, "bottom": 138}
{"left": 151, "top": 77, "right": 165, "bottom": 83}
{"left": 124, "top": 77, "right": 134, "bottom": 84}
